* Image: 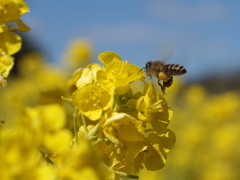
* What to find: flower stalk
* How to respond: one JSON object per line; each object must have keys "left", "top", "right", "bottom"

{"left": 115, "top": 171, "right": 139, "bottom": 179}
{"left": 73, "top": 107, "right": 79, "bottom": 145}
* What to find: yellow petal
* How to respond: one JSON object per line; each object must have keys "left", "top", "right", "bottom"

{"left": 43, "top": 130, "right": 72, "bottom": 154}
{"left": 98, "top": 51, "right": 121, "bottom": 66}
{"left": 143, "top": 134, "right": 167, "bottom": 170}
{"left": 103, "top": 126, "right": 121, "bottom": 145}
{"left": 0, "top": 74, "right": 7, "bottom": 87}
{"left": 72, "top": 85, "right": 113, "bottom": 121}
{"left": 0, "top": 23, "right": 8, "bottom": 33}
{"left": 118, "top": 126, "right": 144, "bottom": 142}
{"left": 40, "top": 104, "right": 66, "bottom": 130}
{"left": 16, "top": 18, "right": 31, "bottom": 32}
{"left": 15, "top": 0, "right": 31, "bottom": 15}
{"left": 0, "top": 32, "right": 22, "bottom": 55}
{"left": 63, "top": 38, "right": 93, "bottom": 69}
{"left": 72, "top": 68, "right": 94, "bottom": 88}
{"left": 0, "top": 53, "right": 14, "bottom": 77}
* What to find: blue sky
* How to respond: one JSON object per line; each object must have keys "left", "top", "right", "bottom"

{"left": 23, "top": 0, "right": 240, "bottom": 82}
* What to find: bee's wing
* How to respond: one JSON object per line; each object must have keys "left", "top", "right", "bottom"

{"left": 158, "top": 41, "right": 189, "bottom": 67}
{"left": 158, "top": 40, "right": 175, "bottom": 63}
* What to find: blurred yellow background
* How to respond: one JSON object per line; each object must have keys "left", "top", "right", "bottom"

{"left": 2, "top": 37, "right": 240, "bottom": 179}
{"left": 139, "top": 81, "right": 240, "bottom": 180}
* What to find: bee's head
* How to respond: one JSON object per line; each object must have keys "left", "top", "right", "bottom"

{"left": 137, "top": 61, "right": 153, "bottom": 75}
{"left": 145, "top": 61, "right": 152, "bottom": 69}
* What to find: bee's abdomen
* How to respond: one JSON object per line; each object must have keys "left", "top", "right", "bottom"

{"left": 163, "top": 64, "right": 187, "bottom": 75}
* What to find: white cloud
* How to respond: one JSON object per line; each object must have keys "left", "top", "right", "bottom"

{"left": 148, "top": 0, "right": 227, "bottom": 21}
{"left": 78, "top": 23, "right": 158, "bottom": 44}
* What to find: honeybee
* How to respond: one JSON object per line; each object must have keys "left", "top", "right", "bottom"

{"left": 140, "top": 61, "right": 187, "bottom": 94}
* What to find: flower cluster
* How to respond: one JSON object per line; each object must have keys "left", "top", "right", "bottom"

{"left": 0, "top": 0, "right": 30, "bottom": 86}
{"left": 70, "top": 51, "right": 176, "bottom": 178}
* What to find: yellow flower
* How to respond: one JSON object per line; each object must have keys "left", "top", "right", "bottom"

{"left": 99, "top": 51, "right": 143, "bottom": 95}
{"left": 98, "top": 51, "right": 122, "bottom": 66}
{"left": 62, "top": 38, "right": 93, "bottom": 70}
{"left": 72, "top": 84, "right": 115, "bottom": 120}
{"left": 70, "top": 51, "right": 176, "bottom": 177}
{"left": 98, "top": 108, "right": 175, "bottom": 174}
{"left": 0, "top": 73, "right": 7, "bottom": 86}
{"left": 142, "top": 131, "right": 176, "bottom": 171}
{"left": 16, "top": 52, "right": 46, "bottom": 76}
{"left": 0, "top": 32, "right": 21, "bottom": 55}
{"left": 72, "top": 51, "right": 143, "bottom": 95}
{"left": 17, "top": 104, "right": 73, "bottom": 165}
{"left": 16, "top": 18, "right": 30, "bottom": 32}
{"left": 0, "top": 127, "right": 53, "bottom": 180}
{"left": 0, "top": 50, "right": 14, "bottom": 86}
{"left": 102, "top": 110, "right": 144, "bottom": 145}
{"left": 0, "top": 51, "right": 14, "bottom": 76}
{"left": 0, "top": 23, "right": 7, "bottom": 33}
{"left": 72, "top": 63, "right": 102, "bottom": 89}
{"left": 0, "top": 0, "right": 30, "bottom": 23}
{"left": 136, "top": 81, "right": 164, "bottom": 121}
{"left": 57, "top": 140, "right": 113, "bottom": 180}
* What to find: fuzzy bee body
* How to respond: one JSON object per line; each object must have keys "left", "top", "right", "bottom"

{"left": 162, "top": 64, "right": 187, "bottom": 76}
{"left": 143, "top": 61, "right": 187, "bottom": 94}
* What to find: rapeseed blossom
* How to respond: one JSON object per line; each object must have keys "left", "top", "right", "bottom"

{"left": 0, "top": 0, "right": 30, "bottom": 86}
{"left": 139, "top": 84, "right": 240, "bottom": 180}
{"left": 62, "top": 38, "right": 94, "bottom": 70}
{"left": 1, "top": 50, "right": 176, "bottom": 180}
{"left": 1, "top": 1, "right": 177, "bottom": 179}
{"left": 70, "top": 51, "right": 176, "bottom": 178}
{"left": 2, "top": 1, "right": 240, "bottom": 179}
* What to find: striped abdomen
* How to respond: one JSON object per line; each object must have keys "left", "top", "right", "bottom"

{"left": 162, "top": 64, "right": 187, "bottom": 76}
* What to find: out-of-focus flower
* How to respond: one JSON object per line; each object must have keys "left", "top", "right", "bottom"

{"left": 0, "top": 50, "right": 14, "bottom": 77}
{"left": 0, "top": 73, "right": 7, "bottom": 86}
{"left": 0, "top": 103, "right": 112, "bottom": 180}
{"left": 0, "top": 0, "right": 30, "bottom": 85}
{"left": 57, "top": 140, "right": 114, "bottom": 180}
{"left": 17, "top": 104, "right": 72, "bottom": 157}
{"left": 62, "top": 38, "right": 94, "bottom": 70}
{"left": 0, "top": 125, "right": 54, "bottom": 180}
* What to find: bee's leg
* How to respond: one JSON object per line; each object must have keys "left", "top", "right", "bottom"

{"left": 163, "top": 76, "right": 173, "bottom": 88}
{"left": 157, "top": 79, "right": 166, "bottom": 95}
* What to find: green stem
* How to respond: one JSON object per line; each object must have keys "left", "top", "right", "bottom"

{"left": 88, "top": 135, "right": 110, "bottom": 142}
{"left": 73, "top": 107, "right": 79, "bottom": 145}
{"left": 89, "top": 136, "right": 111, "bottom": 145}
{"left": 101, "top": 162, "right": 139, "bottom": 179}
{"left": 115, "top": 171, "right": 139, "bottom": 179}
{"left": 86, "top": 123, "right": 99, "bottom": 137}
{"left": 39, "top": 150, "right": 56, "bottom": 166}
{"left": 81, "top": 113, "right": 89, "bottom": 134}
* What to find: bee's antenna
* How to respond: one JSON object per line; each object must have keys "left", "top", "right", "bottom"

{"left": 137, "top": 67, "right": 145, "bottom": 75}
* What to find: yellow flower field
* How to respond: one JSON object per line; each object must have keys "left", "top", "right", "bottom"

{"left": 1, "top": 1, "right": 240, "bottom": 180}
